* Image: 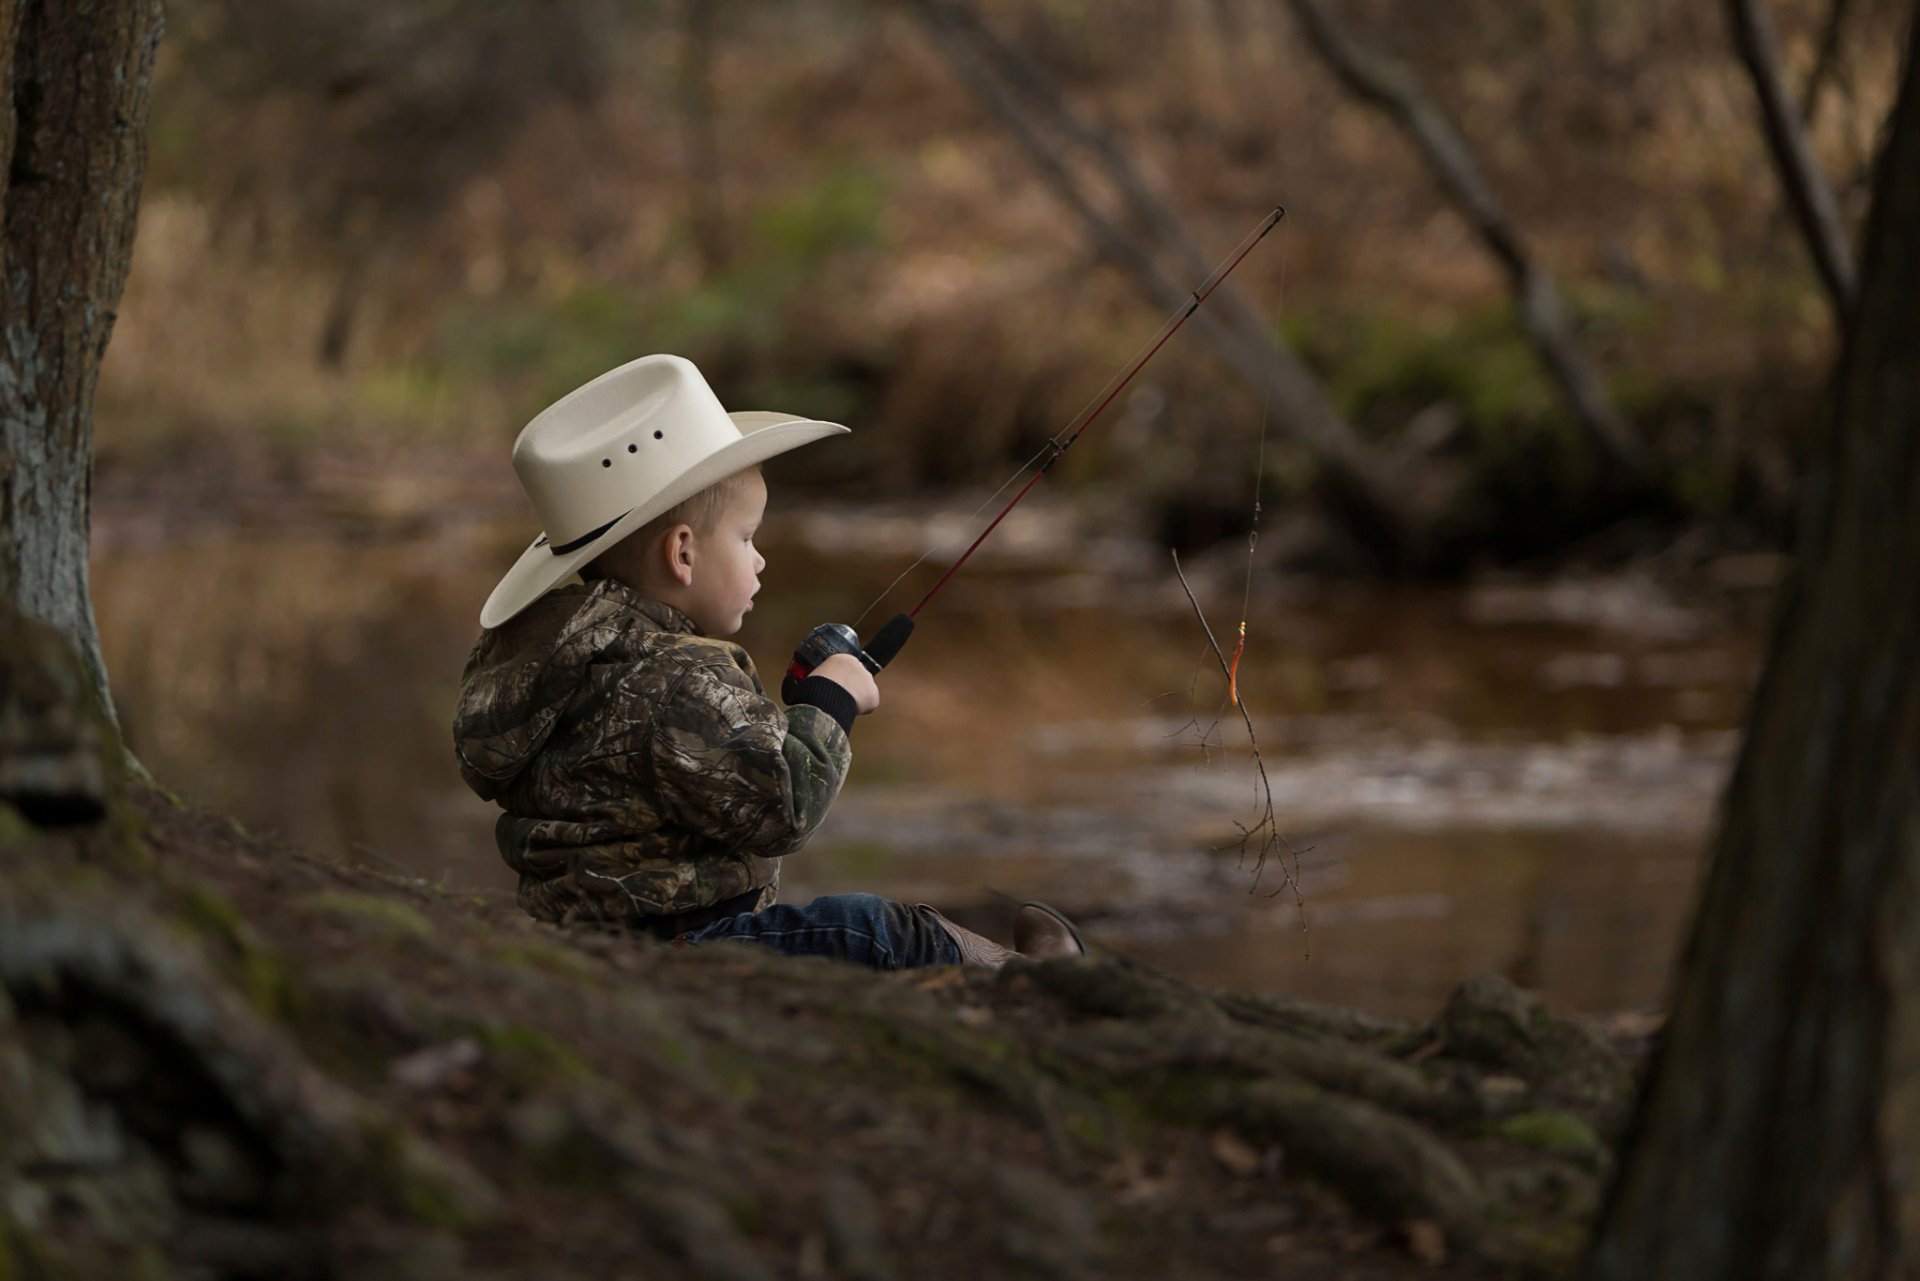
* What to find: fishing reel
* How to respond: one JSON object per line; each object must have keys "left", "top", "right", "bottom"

{"left": 782, "top": 613, "right": 915, "bottom": 702}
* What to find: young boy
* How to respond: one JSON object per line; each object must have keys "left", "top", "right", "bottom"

{"left": 452, "top": 353, "right": 1082, "bottom": 968}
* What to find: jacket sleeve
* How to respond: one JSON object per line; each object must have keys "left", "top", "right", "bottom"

{"left": 646, "top": 656, "right": 853, "bottom": 859}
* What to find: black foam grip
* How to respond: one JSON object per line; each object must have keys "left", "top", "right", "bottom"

{"left": 862, "top": 613, "right": 916, "bottom": 669}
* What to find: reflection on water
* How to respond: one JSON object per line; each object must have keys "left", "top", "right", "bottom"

{"left": 93, "top": 505, "right": 1760, "bottom": 1020}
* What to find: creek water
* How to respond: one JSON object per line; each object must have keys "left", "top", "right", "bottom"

{"left": 92, "top": 500, "right": 1761, "bottom": 1021}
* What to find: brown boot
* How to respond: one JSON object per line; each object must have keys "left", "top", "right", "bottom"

{"left": 918, "top": 903, "right": 1086, "bottom": 968}
{"left": 918, "top": 905, "right": 1017, "bottom": 967}
{"left": 1013, "top": 901, "right": 1086, "bottom": 960}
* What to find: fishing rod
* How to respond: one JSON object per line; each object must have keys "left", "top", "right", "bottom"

{"left": 784, "top": 206, "right": 1286, "bottom": 697}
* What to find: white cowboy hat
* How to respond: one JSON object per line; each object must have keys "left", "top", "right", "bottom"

{"left": 480, "top": 353, "right": 847, "bottom": 628}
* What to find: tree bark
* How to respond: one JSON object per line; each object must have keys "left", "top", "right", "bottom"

{"left": 0, "top": 0, "right": 164, "bottom": 723}
{"left": 1584, "top": 17, "right": 1920, "bottom": 1279}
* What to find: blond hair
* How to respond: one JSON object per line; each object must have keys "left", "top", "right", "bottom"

{"left": 581, "top": 467, "right": 758, "bottom": 582}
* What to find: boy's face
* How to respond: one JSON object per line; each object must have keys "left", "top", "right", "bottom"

{"left": 684, "top": 469, "right": 768, "bottom": 636}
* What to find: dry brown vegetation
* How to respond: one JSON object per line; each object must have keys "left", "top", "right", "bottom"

{"left": 96, "top": 0, "right": 1915, "bottom": 566}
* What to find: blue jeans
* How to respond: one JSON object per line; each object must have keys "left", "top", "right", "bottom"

{"left": 681, "top": 893, "right": 964, "bottom": 970}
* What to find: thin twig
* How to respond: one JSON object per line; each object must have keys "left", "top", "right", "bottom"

{"left": 1170, "top": 551, "right": 1308, "bottom": 952}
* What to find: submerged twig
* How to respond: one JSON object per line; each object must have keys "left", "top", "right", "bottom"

{"left": 1170, "top": 552, "right": 1308, "bottom": 952}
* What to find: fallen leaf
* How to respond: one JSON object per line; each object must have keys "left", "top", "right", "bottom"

{"left": 1483, "top": 1073, "right": 1528, "bottom": 1098}
{"left": 1210, "top": 1128, "right": 1263, "bottom": 1177}
{"left": 913, "top": 969, "right": 967, "bottom": 993}
{"left": 389, "top": 1036, "right": 483, "bottom": 1091}
{"left": 1106, "top": 1151, "right": 1174, "bottom": 1205}
{"left": 1406, "top": 1037, "right": 1444, "bottom": 1063}
{"left": 1404, "top": 1218, "right": 1448, "bottom": 1267}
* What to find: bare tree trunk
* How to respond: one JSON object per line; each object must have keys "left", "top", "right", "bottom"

{"left": 0, "top": 0, "right": 164, "bottom": 722}
{"left": 1730, "top": 0, "right": 1859, "bottom": 326}
{"left": 1584, "top": 18, "right": 1920, "bottom": 1279}
{"left": 1284, "top": 0, "right": 1648, "bottom": 483}
{"left": 905, "top": 0, "right": 1423, "bottom": 568}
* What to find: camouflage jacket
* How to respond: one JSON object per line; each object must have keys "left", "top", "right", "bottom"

{"left": 452, "top": 579, "right": 854, "bottom": 926}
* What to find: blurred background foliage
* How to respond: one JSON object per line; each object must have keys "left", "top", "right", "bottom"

{"left": 97, "top": 0, "right": 1915, "bottom": 567}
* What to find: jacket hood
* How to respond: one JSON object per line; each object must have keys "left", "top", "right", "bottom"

{"left": 452, "top": 581, "right": 696, "bottom": 799}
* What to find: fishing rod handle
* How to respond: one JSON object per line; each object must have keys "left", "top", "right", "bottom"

{"left": 861, "top": 612, "right": 916, "bottom": 669}
{"left": 781, "top": 614, "right": 915, "bottom": 702}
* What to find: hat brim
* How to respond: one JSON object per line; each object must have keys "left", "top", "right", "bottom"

{"left": 479, "top": 412, "right": 848, "bottom": 629}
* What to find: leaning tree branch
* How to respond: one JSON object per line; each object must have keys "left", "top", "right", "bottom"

{"left": 1284, "top": 0, "right": 1649, "bottom": 481}
{"left": 927, "top": 0, "right": 1268, "bottom": 340}
{"left": 1799, "top": 0, "right": 1856, "bottom": 130}
{"left": 904, "top": 0, "right": 1424, "bottom": 567}
{"left": 1728, "top": 0, "right": 1859, "bottom": 324}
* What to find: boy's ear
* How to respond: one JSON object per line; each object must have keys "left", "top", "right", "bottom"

{"left": 662, "top": 523, "right": 697, "bottom": 588}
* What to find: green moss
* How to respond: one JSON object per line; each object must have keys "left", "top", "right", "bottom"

{"left": 0, "top": 802, "right": 32, "bottom": 847}
{"left": 1122, "top": 1066, "right": 1240, "bottom": 1126}
{"left": 124, "top": 1245, "right": 174, "bottom": 1281}
{"left": 469, "top": 1022, "right": 592, "bottom": 1088}
{"left": 1058, "top": 1104, "right": 1124, "bottom": 1159}
{"left": 301, "top": 892, "right": 435, "bottom": 942}
{"left": 1482, "top": 1201, "right": 1595, "bottom": 1272}
{"left": 495, "top": 942, "right": 601, "bottom": 984}
{"left": 724, "top": 1190, "right": 763, "bottom": 1236}
{"left": 1288, "top": 302, "right": 1558, "bottom": 437}
{"left": 173, "top": 885, "right": 304, "bottom": 1020}
{"left": 357, "top": 1118, "right": 490, "bottom": 1231}
{"left": 714, "top": 1059, "right": 760, "bottom": 1102}
{"left": 1493, "top": 1110, "right": 1603, "bottom": 1159}
{"left": 0, "top": 1213, "right": 75, "bottom": 1281}
{"left": 176, "top": 882, "right": 247, "bottom": 935}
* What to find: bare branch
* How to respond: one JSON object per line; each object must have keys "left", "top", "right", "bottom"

{"left": 1284, "top": 0, "right": 1649, "bottom": 480}
{"left": 904, "top": 0, "right": 1423, "bottom": 567}
{"left": 1729, "top": 0, "right": 1859, "bottom": 324}
{"left": 1799, "top": 0, "right": 1855, "bottom": 134}
{"left": 1169, "top": 551, "right": 1308, "bottom": 937}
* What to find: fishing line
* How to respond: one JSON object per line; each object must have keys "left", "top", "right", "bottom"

{"left": 852, "top": 207, "right": 1285, "bottom": 628}
{"left": 850, "top": 435, "right": 1060, "bottom": 631}
{"left": 1167, "top": 227, "right": 1308, "bottom": 936}
{"left": 1228, "top": 232, "right": 1283, "bottom": 707}
{"left": 852, "top": 262, "right": 1242, "bottom": 630}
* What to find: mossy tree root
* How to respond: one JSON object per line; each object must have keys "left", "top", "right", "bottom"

{"left": 0, "top": 899, "right": 497, "bottom": 1274}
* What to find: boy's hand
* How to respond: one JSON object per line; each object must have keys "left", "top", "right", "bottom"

{"left": 810, "top": 652, "right": 880, "bottom": 715}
